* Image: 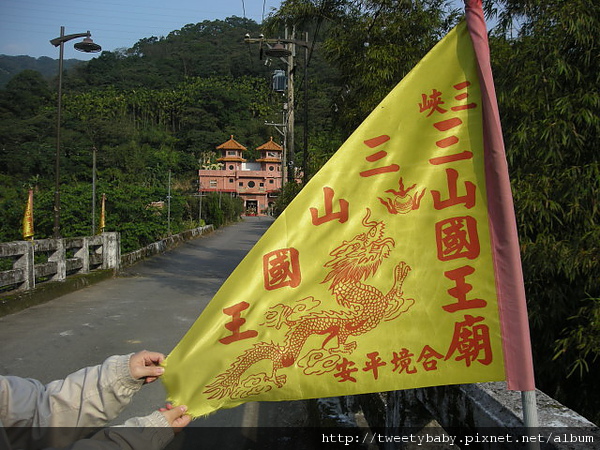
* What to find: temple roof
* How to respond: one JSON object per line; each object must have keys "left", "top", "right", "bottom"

{"left": 216, "top": 135, "right": 247, "bottom": 151}
{"left": 256, "top": 137, "right": 283, "bottom": 152}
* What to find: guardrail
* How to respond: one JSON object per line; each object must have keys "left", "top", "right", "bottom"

{"left": 327, "top": 383, "right": 599, "bottom": 448}
{"left": 120, "top": 225, "right": 214, "bottom": 267}
{"left": 0, "top": 233, "right": 120, "bottom": 292}
{"left": 0, "top": 225, "right": 216, "bottom": 294}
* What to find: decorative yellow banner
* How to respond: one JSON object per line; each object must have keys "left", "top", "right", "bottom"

{"left": 99, "top": 193, "right": 106, "bottom": 233}
{"left": 162, "top": 20, "right": 506, "bottom": 418}
{"left": 22, "top": 189, "right": 34, "bottom": 240}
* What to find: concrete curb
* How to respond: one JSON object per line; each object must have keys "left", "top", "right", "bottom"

{"left": 0, "top": 269, "right": 115, "bottom": 318}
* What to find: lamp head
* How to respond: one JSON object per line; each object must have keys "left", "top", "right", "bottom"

{"left": 265, "top": 43, "right": 291, "bottom": 58}
{"left": 74, "top": 37, "right": 101, "bottom": 53}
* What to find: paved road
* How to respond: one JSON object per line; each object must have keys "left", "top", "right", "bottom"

{"left": 0, "top": 216, "right": 315, "bottom": 448}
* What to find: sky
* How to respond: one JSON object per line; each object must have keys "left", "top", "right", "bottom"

{"left": 0, "top": 0, "right": 282, "bottom": 60}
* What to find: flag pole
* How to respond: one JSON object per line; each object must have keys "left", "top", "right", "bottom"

{"left": 522, "top": 390, "right": 538, "bottom": 427}
{"left": 522, "top": 390, "right": 540, "bottom": 450}
{"left": 464, "top": 0, "right": 539, "bottom": 438}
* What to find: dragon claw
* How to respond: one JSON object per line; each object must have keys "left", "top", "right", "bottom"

{"left": 263, "top": 372, "right": 287, "bottom": 388}
{"left": 394, "top": 262, "right": 411, "bottom": 287}
{"left": 329, "top": 341, "right": 357, "bottom": 354}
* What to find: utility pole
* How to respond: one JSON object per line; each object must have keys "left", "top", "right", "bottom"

{"left": 302, "top": 31, "right": 309, "bottom": 183}
{"left": 167, "top": 169, "right": 172, "bottom": 235}
{"left": 198, "top": 181, "right": 202, "bottom": 225}
{"left": 286, "top": 26, "right": 295, "bottom": 184}
{"left": 92, "top": 146, "right": 97, "bottom": 235}
{"left": 244, "top": 31, "right": 311, "bottom": 185}
{"left": 265, "top": 108, "right": 288, "bottom": 186}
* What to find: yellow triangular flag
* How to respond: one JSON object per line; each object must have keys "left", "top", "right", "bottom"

{"left": 99, "top": 193, "right": 106, "bottom": 233}
{"left": 163, "top": 20, "right": 509, "bottom": 417}
{"left": 22, "top": 189, "right": 34, "bottom": 241}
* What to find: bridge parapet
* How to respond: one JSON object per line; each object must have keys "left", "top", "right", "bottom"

{"left": 332, "top": 383, "right": 599, "bottom": 448}
{"left": 0, "top": 225, "right": 214, "bottom": 317}
{"left": 0, "top": 233, "right": 120, "bottom": 292}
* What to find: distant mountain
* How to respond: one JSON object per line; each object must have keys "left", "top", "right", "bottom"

{"left": 0, "top": 54, "right": 83, "bottom": 87}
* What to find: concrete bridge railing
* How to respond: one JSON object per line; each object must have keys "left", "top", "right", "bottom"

{"left": 321, "top": 383, "right": 599, "bottom": 448}
{"left": 120, "top": 225, "right": 214, "bottom": 268}
{"left": 0, "top": 225, "right": 216, "bottom": 294}
{"left": 0, "top": 233, "right": 120, "bottom": 292}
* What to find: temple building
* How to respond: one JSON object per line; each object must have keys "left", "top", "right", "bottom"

{"left": 198, "top": 135, "right": 284, "bottom": 215}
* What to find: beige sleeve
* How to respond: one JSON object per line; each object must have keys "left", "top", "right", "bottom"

{"left": 1, "top": 354, "right": 177, "bottom": 449}
{"left": 41, "top": 354, "right": 144, "bottom": 428}
{"left": 58, "top": 411, "right": 175, "bottom": 450}
{"left": 1, "top": 355, "right": 142, "bottom": 429}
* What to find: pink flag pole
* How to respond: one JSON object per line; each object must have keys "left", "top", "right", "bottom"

{"left": 464, "top": 0, "right": 538, "bottom": 433}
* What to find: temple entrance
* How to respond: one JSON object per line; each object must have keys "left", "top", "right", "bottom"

{"left": 245, "top": 200, "right": 258, "bottom": 216}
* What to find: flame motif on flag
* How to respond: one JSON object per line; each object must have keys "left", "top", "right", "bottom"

{"left": 162, "top": 6, "right": 534, "bottom": 417}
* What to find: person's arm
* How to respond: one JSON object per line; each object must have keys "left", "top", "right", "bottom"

{"left": 1, "top": 351, "right": 190, "bottom": 450}
{"left": 1, "top": 354, "right": 141, "bottom": 429}
{"left": 54, "top": 406, "right": 191, "bottom": 450}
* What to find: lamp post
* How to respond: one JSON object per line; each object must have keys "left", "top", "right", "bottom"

{"left": 50, "top": 27, "right": 101, "bottom": 238}
{"left": 245, "top": 32, "right": 311, "bottom": 184}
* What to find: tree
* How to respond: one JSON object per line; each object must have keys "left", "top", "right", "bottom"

{"left": 0, "top": 18, "right": 283, "bottom": 251}
{"left": 270, "top": 0, "right": 458, "bottom": 134}
{"left": 0, "top": 70, "right": 52, "bottom": 117}
{"left": 491, "top": 0, "right": 600, "bottom": 423}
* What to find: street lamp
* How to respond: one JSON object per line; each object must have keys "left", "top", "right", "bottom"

{"left": 245, "top": 32, "right": 311, "bottom": 184}
{"left": 50, "top": 27, "right": 101, "bottom": 238}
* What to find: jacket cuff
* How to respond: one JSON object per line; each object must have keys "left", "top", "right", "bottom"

{"left": 131, "top": 410, "right": 175, "bottom": 448}
{"left": 117, "top": 354, "right": 145, "bottom": 391}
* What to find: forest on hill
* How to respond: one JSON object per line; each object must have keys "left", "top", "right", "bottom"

{"left": 0, "top": 55, "right": 82, "bottom": 88}
{"left": 0, "top": 0, "right": 598, "bottom": 426}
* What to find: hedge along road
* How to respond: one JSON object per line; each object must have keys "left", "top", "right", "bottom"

{"left": 0, "top": 216, "right": 314, "bottom": 447}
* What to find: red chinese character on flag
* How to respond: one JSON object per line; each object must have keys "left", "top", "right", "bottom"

{"left": 391, "top": 348, "right": 417, "bottom": 374}
{"left": 310, "top": 186, "right": 349, "bottom": 225}
{"left": 450, "top": 81, "right": 477, "bottom": 112}
{"left": 431, "top": 168, "right": 476, "bottom": 210}
{"left": 435, "top": 216, "right": 480, "bottom": 261}
{"left": 263, "top": 248, "right": 301, "bottom": 290}
{"left": 359, "top": 135, "right": 400, "bottom": 177}
{"left": 445, "top": 315, "right": 493, "bottom": 367}
{"left": 218, "top": 301, "right": 258, "bottom": 345}
{"left": 417, "top": 345, "right": 444, "bottom": 371}
{"left": 419, "top": 89, "right": 448, "bottom": 116}
{"left": 362, "top": 351, "right": 387, "bottom": 380}
{"left": 429, "top": 151, "right": 473, "bottom": 166}
{"left": 334, "top": 357, "right": 359, "bottom": 383}
{"left": 442, "top": 265, "right": 488, "bottom": 312}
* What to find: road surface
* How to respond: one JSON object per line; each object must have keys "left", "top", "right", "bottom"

{"left": 0, "top": 216, "right": 318, "bottom": 448}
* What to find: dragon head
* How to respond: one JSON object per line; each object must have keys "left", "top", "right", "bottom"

{"left": 322, "top": 208, "right": 395, "bottom": 292}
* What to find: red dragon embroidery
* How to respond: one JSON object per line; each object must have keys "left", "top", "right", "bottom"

{"left": 204, "top": 208, "right": 414, "bottom": 400}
